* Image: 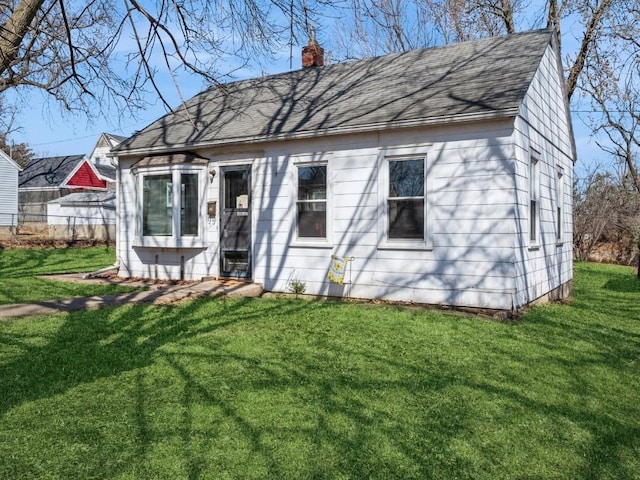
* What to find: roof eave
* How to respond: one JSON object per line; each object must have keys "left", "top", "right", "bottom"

{"left": 113, "top": 109, "right": 520, "bottom": 158}
{"left": 0, "top": 150, "right": 23, "bottom": 171}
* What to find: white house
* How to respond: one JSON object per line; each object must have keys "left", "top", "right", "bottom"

{"left": 112, "top": 29, "right": 575, "bottom": 312}
{"left": 89, "top": 132, "right": 127, "bottom": 168}
{"left": 0, "top": 149, "right": 21, "bottom": 233}
{"left": 47, "top": 191, "right": 116, "bottom": 241}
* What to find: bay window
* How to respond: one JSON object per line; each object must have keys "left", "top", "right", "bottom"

{"left": 137, "top": 167, "right": 204, "bottom": 247}
{"left": 143, "top": 174, "right": 173, "bottom": 236}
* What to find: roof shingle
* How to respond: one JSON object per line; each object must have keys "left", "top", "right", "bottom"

{"left": 116, "top": 29, "right": 552, "bottom": 154}
{"left": 19, "top": 155, "right": 85, "bottom": 188}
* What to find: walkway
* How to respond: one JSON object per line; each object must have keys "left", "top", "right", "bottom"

{"left": 0, "top": 274, "right": 263, "bottom": 320}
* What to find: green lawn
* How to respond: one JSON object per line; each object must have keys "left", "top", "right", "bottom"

{"left": 0, "top": 262, "right": 639, "bottom": 479}
{"left": 0, "top": 247, "right": 141, "bottom": 304}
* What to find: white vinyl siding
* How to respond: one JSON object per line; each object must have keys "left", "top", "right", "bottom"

{"left": 0, "top": 152, "right": 20, "bottom": 227}
{"left": 513, "top": 43, "right": 574, "bottom": 307}
{"left": 118, "top": 123, "right": 520, "bottom": 310}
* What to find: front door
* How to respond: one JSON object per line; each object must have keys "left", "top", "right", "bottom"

{"left": 220, "top": 166, "right": 251, "bottom": 278}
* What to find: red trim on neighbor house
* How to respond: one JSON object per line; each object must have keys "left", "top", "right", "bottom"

{"left": 66, "top": 161, "right": 106, "bottom": 188}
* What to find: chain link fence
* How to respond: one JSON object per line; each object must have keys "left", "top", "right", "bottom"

{"left": 0, "top": 213, "right": 115, "bottom": 243}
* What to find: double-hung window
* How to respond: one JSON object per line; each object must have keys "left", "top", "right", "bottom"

{"left": 142, "top": 174, "right": 173, "bottom": 236}
{"left": 296, "top": 164, "right": 327, "bottom": 238}
{"left": 529, "top": 151, "right": 540, "bottom": 246}
{"left": 137, "top": 167, "right": 204, "bottom": 247}
{"left": 378, "top": 150, "right": 431, "bottom": 249}
{"left": 388, "top": 158, "right": 425, "bottom": 239}
{"left": 556, "top": 166, "right": 564, "bottom": 243}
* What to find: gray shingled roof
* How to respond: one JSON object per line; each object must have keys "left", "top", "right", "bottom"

{"left": 94, "top": 163, "right": 116, "bottom": 181}
{"left": 115, "top": 29, "right": 553, "bottom": 154}
{"left": 52, "top": 191, "right": 115, "bottom": 207}
{"left": 105, "top": 133, "right": 127, "bottom": 144}
{"left": 19, "top": 155, "right": 85, "bottom": 188}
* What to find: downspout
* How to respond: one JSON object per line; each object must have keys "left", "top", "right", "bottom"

{"left": 109, "top": 152, "right": 120, "bottom": 273}
{"left": 82, "top": 262, "right": 120, "bottom": 279}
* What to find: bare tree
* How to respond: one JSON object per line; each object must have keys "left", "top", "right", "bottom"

{"left": 579, "top": 2, "right": 640, "bottom": 193}
{"left": 0, "top": 94, "right": 32, "bottom": 165}
{"left": 0, "top": 0, "right": 338, "bottom": 122}
{"left": 574, "top": 171, "right": 622, "bottom": 261}
{"left": 334, "top": 0, "right": 436, "bottom": 59}
{"left": 333, "top": 0, "right": 624, "bottom": 104}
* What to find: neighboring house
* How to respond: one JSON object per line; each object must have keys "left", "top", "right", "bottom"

{"left": 47, "top": 191, "right": 116, "bottom": 241}
{"left": 89, "top": 132, "right": 127, "bottom": 168}
{"left": 19, "top": 154, "right": 115, "bottom": 216}
{"left": 113, "top": 29, "right": 575, "bottom": 312}
{"left": 0, "top": 149, "right": 21, "bottom": 233}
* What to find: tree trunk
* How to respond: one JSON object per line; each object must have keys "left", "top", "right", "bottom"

{"left": 546, "top": 0, "right": 560, "bottom": 50}
{"left": 565, "top": 0, "right": 613, "bottom": 100}
{"left": 502, "top": 0, "right": 515, "bottom": 34}
{"left": 0, "top": 0, "right": 46, "bottom": 77}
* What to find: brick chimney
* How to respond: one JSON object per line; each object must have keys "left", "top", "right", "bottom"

{"left": 302, "top": 27, "right": 324, "bottom": 68}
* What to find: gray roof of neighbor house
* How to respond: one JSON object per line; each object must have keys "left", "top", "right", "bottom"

{"left": 105, "top": 133, "right": 127, "bottom": 144}
{"left": 51, "top": 191, "right": 115, "bottom": 207}
{"left": 94, "top": 163, "right": 117, "bottom": 181}
{"left": 19, "top": 155, "right": 86, "bottom": 188}
{"left": 115, "top": 29, "right": 554, "bottom": 155}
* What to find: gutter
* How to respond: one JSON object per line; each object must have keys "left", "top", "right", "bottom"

{"left": 112, "top": 108, "right": 520, "bottom": 158}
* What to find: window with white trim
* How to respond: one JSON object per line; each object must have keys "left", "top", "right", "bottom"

{"left": 143, "top": 174, "right": 173, "bottom": 236}
{"left": 529, "top": 152, "right": 540, "bottom": 245}
{"left": 138, "top": 169, "right": 203, "bottom": 244}
{"left": 388, "top": 157, "right": 425, "bottom": 240}
{"left": 556, "top": 166, "right": 564, "bottom": 242}
{"left": 377, "top": 147, "right": 432, "bottom": 250}
{"left": 296, "top": 164, "right": 327, "bottom": 238}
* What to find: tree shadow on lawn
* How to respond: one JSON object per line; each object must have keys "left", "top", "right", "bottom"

{"left": 149, "top": 331, "right": 483, "bottom": 479}
{"left": 518, "top": 297, "right": 640, "bottom": 478}
{"left": 0, "top": 296, "right": 297, "bottom": 418}
{"left": 603, "top": 273, "right": 640, "bottom": 293}
{"left": 152, "top": 310, "right": 640, "bottom": 480}
{"left": 1, "top": 296, "right": 639, "bottom": 479}
{"left": 0, "top": 296, "right": 320, "bottom": 478}
{"left": 0, "top": 247, "right": 113, "bottom": 278}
